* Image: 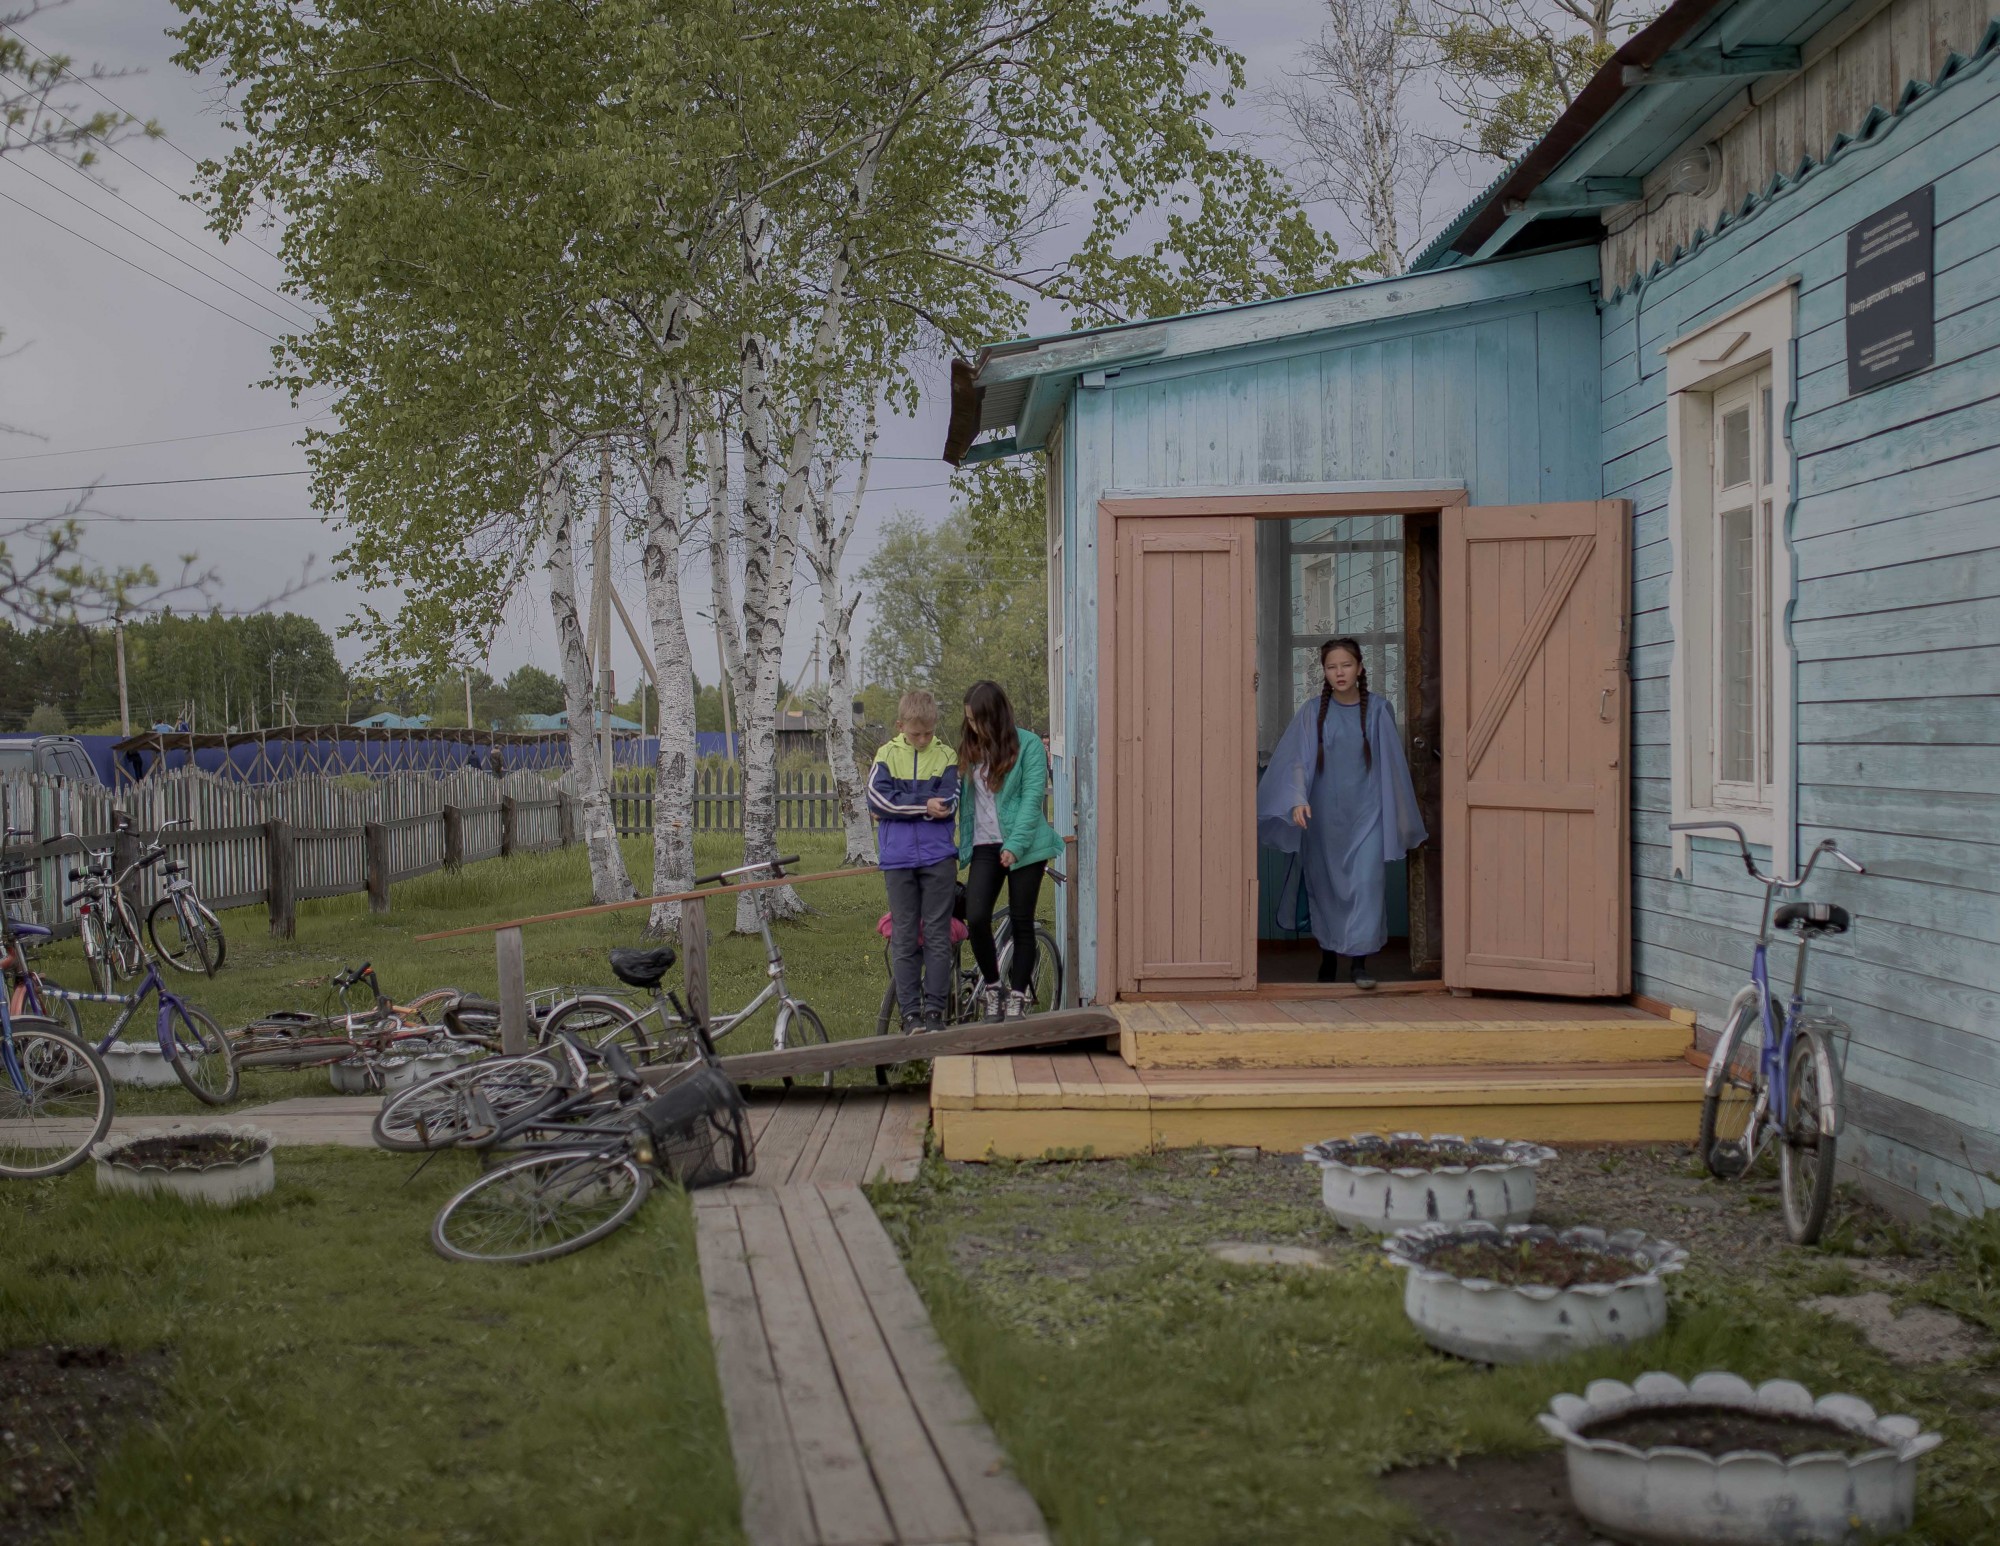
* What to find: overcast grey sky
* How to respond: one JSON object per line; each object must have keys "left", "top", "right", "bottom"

{"left": 0, "top": 0, "right": 1480, "bottom": 704}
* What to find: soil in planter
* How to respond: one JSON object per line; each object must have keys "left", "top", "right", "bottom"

{"left": 1582, "top": 1404, "right": 1883, "bottom": 1459}
{"left": 1331, "top": 1139, "right": 1490, "bottom": 1169}
{"left": 1, "top": 1345, "right": 165, "bottom": 1546}
{"left": 1421, "top": 1235, "right": 1646, "bottom": 1288}
{"left": 110, "top": 1133, "right": 265, "bottom": 1170}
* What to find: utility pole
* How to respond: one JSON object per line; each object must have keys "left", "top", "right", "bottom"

{"left": 113, "top": 617, "right": 130, "bottom": 737}
{"left": 464, "top": 668, "right": 474, "bottom": 730}
{"left": 595, "top": 446, "right": 615, "bottom": 783}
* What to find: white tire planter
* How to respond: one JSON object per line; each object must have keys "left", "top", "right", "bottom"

{"left": 1539, "top": 1371, "right": 1943, "bottom": 1545}
{"left": 327, "top": 1056, "right": 377, "bottom": 1094}
{"left": 101, "top": 1041, "right": 183, "bottom": 1088}
{"left": 1384, "top": 1222, "right": 1686, "bottom": 1365}
{"left": 93, "top": 1125, "right": 275, "bottom": 1208}
{"left": 382, "top": 1050, "right": 468, "bottom": 1095}
{"left": 1303, "top": 1132, "right": 1557, "bottom": 1231}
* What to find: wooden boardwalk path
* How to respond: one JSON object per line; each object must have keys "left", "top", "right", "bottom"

{"left": 696, "top": 1181, "right": 1047, "bottom": 1546}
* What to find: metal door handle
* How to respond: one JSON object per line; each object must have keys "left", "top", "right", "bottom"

{"left": 1598, "top": 688, "right": 1613, "bottom": 722}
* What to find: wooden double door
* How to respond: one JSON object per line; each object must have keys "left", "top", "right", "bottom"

{"left": 1101, "top": 497, "right": 1630, "bottom": 999}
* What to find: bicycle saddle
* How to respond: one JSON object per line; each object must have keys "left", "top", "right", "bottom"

{"left": 608, "top": 945, "right": 677, "bottom": 989}
{"left": 1774, "top": 901, "right": 1850, "bottom": 935}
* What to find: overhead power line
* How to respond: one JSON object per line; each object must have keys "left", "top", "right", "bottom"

{"left": 0, "top": 470, "right": 308, "bottom": 495}
{"left": 0, "top": 188, "right": 281, "bottom": 341}
{"left": 0, "top": 22, "right": 299, "bottom": 252}
{"left": 0, "top": 420, "right": 320, "bottom": 463}
{"left": 1, "top": 156, "right": 308, "bottom": 332}
{"left": 26, "top": 138, "right": 320, "bottom": 327}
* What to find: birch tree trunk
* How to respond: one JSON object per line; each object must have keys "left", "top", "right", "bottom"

{"left": 704, "top": 421, "right": 749, "bottom": 725}
{"left": 543, "top": 449, "right": 635, "bottom": 904}
{"left": 641, "top": 323, "right": 700, "bottom": 936}
{"left": 732, "top": 144, "right": 885, "bottom": 931}
{"left": 809, "top": 403, "right": 877, "bottom": 865}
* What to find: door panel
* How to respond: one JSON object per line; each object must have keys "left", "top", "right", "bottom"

{"left": 1442, "top": 500, "right": 1630, "bottom": 995}
{"left": 1113, "top": 516, "right": 1256, "bottom": 994}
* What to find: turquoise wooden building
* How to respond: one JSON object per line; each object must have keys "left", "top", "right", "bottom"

{"left": 942, "top": 0, "right": 2000, "bottom": 1213}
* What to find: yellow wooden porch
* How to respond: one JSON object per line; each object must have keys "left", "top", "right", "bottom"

{"left": 931, "top": 993, "right": 1705, "bottom": 1160}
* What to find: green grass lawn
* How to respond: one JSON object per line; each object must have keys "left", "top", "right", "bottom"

{"left": 874, "top": 1150, "right": 2000, "bottom": 1546}
{"left": 1, "top": 1148, "right": 741, "bottom": 1546}
{"left": 45, "top": 832, "right": 935, "bottom": 1114}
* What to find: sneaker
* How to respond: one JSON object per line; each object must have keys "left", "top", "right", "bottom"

{"left": 1351, "top": 969, "right": 1378, "bottom": 991}
{"left": 977, "top": 981, "right": 1002, "bottom": 1022}
{"left": 918, "top": 1012, "right": 947, "bottom": 1035}
{"left": 1003, "top": 989, "right": 1028, "bottom": 1021}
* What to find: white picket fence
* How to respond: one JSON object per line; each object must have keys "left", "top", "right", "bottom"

{"left": 0, "top": 767, "right": 578, "bottom": 934}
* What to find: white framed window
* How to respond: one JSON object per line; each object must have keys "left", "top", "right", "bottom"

{"left": 1044, "top": 425, "right": 1066, "bottom": 761}
{"left": 1665, "top": 281, "right": 1797, "bottom": 877}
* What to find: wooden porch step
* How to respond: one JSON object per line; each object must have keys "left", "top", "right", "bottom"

{"left": 1114, "top": 998, "right": 1692, "bottom": 1070}
{"left": 931, "top": 1051, "right": 1704, "bottom": 1160}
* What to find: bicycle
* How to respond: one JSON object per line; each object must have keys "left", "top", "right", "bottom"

{"left": 1672, "top": 819, "right": 1864, "bottom": 1245}
{"left": 18, "top": 839, "right": 238, "bottom": 1105}
{"left": 0, "top": 832, "right": 114, "bottom": 1180}
{"left": 227, "top": 963, "right": 471, "bottom": 1078}
{"left": 63, "top": 830, "right": 146, "bottom": 995}
{"left": 548, "top": 856, "right": 830, "bottom": 1069}
{"left": 428, "top": 1020, "right": 753, "bottom": 1265}
{"left": 873, "top": 866, "right": 1066, "bottom": 1035}
{"left": 135, "top": 818, "right": 226, "bottom": 976}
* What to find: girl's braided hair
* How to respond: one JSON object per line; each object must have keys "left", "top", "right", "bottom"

{"left": 1314, "top": 637, "right": 1373, "bottom": 776}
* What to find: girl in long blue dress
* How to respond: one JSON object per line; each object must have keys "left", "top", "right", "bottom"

{"left": 1257, "top": 637, "right": 1427, "bottom": 987}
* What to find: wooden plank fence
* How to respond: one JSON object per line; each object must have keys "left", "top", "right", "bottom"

{"left": 611, "top": 765, "right": 842, "bottom": 838}
{"left": 0, "top": 767, "right": 577, "bottom": 939}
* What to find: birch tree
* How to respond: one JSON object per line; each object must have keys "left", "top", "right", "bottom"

{"left": 806, "top": 400, "right": 878, "bottom": 866}
{"left": 1271, "top": 0, "right": 1448, "bottom": 274}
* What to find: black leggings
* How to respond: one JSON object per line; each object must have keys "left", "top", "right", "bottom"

{"left": 965, "top": 844, "right": 1044, "bottom": 992}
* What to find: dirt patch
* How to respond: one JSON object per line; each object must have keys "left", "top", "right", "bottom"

{"left": 1, "top": 1345, "right": 164, "bottom": 1546}
{"left": 1208, "top": 1241, "right": 1331, "bottom": 1269}
{"left": 1529, "top": 1143, "right": 1933, "bottom": 1281}
{"left": 1416, "top": 1236, "right": 1645, "bottom": 1288}
{"left": 1379, "top": 1452, "right": 1602, "bottom": 1545}
{"left": 1581, "top": 1404, "right": 1878, "bottom": 1458}
{"left": 1804, "top": 1291, "right": 1988, "bottom": 1366}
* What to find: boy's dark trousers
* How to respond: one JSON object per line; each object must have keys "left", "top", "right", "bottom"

{"left": 884, "top": 856, "right": 957, "bottom": 1025}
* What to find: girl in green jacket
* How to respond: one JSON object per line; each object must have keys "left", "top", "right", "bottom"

{"left": 956, "top": 680, "right": 1062, "bottom": 1021}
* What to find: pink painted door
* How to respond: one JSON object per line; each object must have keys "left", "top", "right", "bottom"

{"left": 1110, "top": 516, "right": 1257, "bottom": 995}
{"left": 1442, "top": 500, "right": 1631, "bottom": 995}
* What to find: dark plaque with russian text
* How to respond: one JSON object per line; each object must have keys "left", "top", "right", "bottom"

{"left": 1846, "top": 185, "right": 1934, "bottom": 394}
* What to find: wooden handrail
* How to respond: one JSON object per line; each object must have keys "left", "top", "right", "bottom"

{"left": 413, "top": 864, "right": 876, "bottom": 941}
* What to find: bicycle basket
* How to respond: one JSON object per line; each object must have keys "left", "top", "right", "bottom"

{"left": 637, "top": 1062, "right": 755, "bottom": 1190}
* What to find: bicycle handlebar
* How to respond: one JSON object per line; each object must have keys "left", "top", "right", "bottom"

{"left": 1668, "top": 821, "right": 1866, "bottom": 888}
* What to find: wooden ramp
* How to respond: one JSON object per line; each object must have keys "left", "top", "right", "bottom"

{"left": 738, "top": 1088, "right": 931, "bottom": 1188}
{"left": 696, "top": 1183, "right": 1048, "bottom": 1546}
{"left": 933, "top": 997, "right": 1704, "bottom": 1160}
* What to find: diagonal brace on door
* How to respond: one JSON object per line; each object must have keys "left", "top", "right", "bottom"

{"left": 1464, "top": 534, "right": 1596, "bottom": 776}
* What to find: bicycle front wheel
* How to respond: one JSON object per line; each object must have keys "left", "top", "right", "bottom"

{"left": 372, "top": 1053, "right": 562, "bottom": 1152}
{"left": 79, "top": 912, "right": 114, "bottom": 996}
{"left": 432, "top": 1149, "right": 652, "bottom": 1265}
{"left": 1780, "top": 1027, "right": 1841, "bottom": 1245}
{"left": 107, "top": 895, "right": 147, "bottom": 981}
{"left": 167, "top": 1004, "right": 239, "bottom": 1105}
{"left": 1698, "top": 996, "right": 1763, "bottom": 1179}
{"left": 781, "top": 1003, "right": 832, "bottom": 1088}
{"left": 0, "top": 1021, "right": 113, "bottom": 1179}
{"left": 148, "top": 895, "right": 224, "bottom": 977}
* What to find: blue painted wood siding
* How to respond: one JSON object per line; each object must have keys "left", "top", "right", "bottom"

{"left": 1057, "top": 289, "right": 1603, "bottom": 1003}
{"left": 1605, "top": 43, "right": 2000, "bottom": 1215}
